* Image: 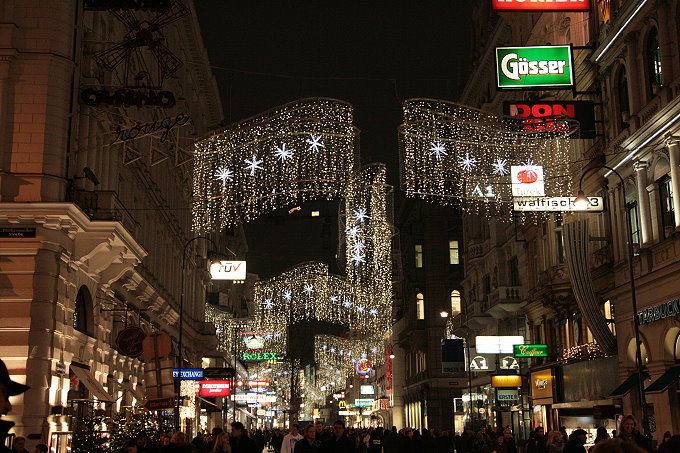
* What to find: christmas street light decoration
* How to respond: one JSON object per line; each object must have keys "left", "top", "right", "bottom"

{"left": 399, "top": 99, "right": 578, "bottom": 217}
{"left": 192, "top": 98, "right": 358, "bottom": 231}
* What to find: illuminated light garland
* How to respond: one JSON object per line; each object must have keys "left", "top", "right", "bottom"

{"left": 561, "top": 342, "right": 608, "bottom": 362}
{"left": 398, "top": 99, "right": 578, "bottom": 217}
{"left": 192, "top": 98, "right": 358, "bottom": 231}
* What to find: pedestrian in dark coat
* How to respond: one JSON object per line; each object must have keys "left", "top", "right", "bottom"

{"left": 323, "top": 421, "right": 355, "bottom": 453}
{"left": 294, "top": 426, "right": 320, "bottom": 453}
{"left": 229, "top": 422, "right": 257, "bottom": 453}
{"left": 563, "top": 429, "right": 587, "bottom": 453}
{"left": 616, "top": 416, "right": 652, "bottom": 452}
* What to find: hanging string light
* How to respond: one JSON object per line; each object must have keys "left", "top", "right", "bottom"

{"left": 398, "top": 99, "right": 578, "bottom": 218}
{"left": 192, "top": 98, "right": 359, "bottom": 231}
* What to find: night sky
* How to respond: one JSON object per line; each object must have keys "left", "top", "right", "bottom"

{"left": 194, "top": 2, "right": 474, "bottom": 277}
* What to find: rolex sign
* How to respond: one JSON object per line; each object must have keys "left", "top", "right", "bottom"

{"left": 496, "top": 46, "right": 574, "bottom": 90}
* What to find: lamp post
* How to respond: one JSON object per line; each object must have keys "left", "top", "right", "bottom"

{"left": 175, "top": 236, "right": 236, "bottom": 432}
{"left": 574, "top": 165, "right": 649, "bottom": 436}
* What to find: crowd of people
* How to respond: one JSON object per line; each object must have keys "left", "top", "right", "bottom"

{"left": 113, "top": 418, "right": 680, "bottom": 453}
{"left": 2, "top": 358, "right": 680, "bottom": 453}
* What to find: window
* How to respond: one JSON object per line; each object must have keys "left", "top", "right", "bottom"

{"left": 627, "top": 201, "right": 641, "bottom": 245}
{"left": 450, "top": 290, "right": 461, "bottom": 315}
{"left": 555, "top": 231, "right": 565, "bottom": 264}
{"left": 449, "top": 240, "right": 460, "bottom": 265}
{"left": 603, "top": 300, "right": 616, "bottom": 336}
{"left": 658, "top": 175, "right": 675, "bottom": 232}
{"left": 416, "top": 293, "right": 425, "bottom": 320}
{"left": 415, "top": 244, "right": 423, "bottom": 268}
{"left": 509, "top": 257, "right": 520, "bottom": 286}
{"left": 73, "top": 286, "right": 94, "bottom": 336}
{"left": 674, "top": 332, "right": 680, "bottom": 362}
{"left": 646, "top": 27, "right": 663, "bottom": 95}
{"left": 617, "top": 66, "right": 630, "bottom": 130}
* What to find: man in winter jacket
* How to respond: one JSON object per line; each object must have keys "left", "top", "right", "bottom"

{"left": 0, "top": 359, "right": 29, "bottom": 453}
{"left": 563, "top": 429, "right": 587, "bottom": 453}
{"left": 281, "top": 425, "right": 303, "bottom": 453}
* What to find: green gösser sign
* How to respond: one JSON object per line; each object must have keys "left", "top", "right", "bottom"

{"left": 513, "top": 344, "right": 549, "bottom": 357}
{"left": 496, "top": 46, "right": 574, "bottom": 89}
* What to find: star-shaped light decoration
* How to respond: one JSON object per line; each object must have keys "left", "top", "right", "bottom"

{"left": 428, "top": 141, "right": 448, "bottom": 160}
{"left": 352, "top": 208, "right": 370, "bottom": 224}
{"left": 322, "top": 345, "right": 328, "bottom": 351}
{"left": 342, "top": 300, "right": 352, "bottom": 308}
{"left": 263, "top": 299, "right": 274, "bottom": 310}
{"left": 330, "top": 347, "right": 336, "bottom": 353}
{"left": 244, "top": 155, "right": 264, "bottom": 175}
{"left": 350, "top": 249, "right": 365, "bottom": 266}
{"left": 214, "top": 167, "right": 233, "bottom": 184}
{"left": 357, "top": 305, "right": 365, "bottom": 313}
{"left": 459, "top": 152, "right": 477, "bottom": 171}
{"left": 352, "top": 240, "right": 366, "bottom": 252}
{"left": 371, "top": 347, "right": 377, "bottom": 353}
{"left": 306, "top": 134, "right": 325, "bottom": 153}
{"left": 369, "top": 308, "right": 378, "bottom": 316}
{"left": 491, "top": 158, "right": 509, "bottom": 176}
{"left": 346, "top": 225, "right": 361, "bottom": 238}
{"left": 524, "top": 158, "right": 535, "bottom": 167}
{"left": 329, "top": 295, "right": 338, "bottom": 303}
{"left": 303, "top": 284, "right": 314, "bottom": 296}
{"left": 274, "top": 143, "right": 294, "bottom": 162}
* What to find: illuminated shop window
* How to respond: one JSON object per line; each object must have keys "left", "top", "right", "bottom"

{"left": 416, "top": 293, "right": 425, "bottom": 320}
{"left": 450, "top": 290, "right": 461, "bottom": 315}
{"left": 449, "top": 240, "right": 460, "bottom": 265}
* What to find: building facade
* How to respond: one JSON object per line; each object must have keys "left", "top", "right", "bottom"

{"left": 0, "top": 0, "right": 234, "bottom": 445}
{"left": 392, "top": 196, "right": 464, "bottom": 431}
{"left": 451, "top": 0, "right": 680, "bottom": 444}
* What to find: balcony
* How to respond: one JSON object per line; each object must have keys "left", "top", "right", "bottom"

{"left": 70, "top": 189, "right": 140, "bottom": 238}
{"left": 486, "top": 286, "right": 526, "bottom": 318}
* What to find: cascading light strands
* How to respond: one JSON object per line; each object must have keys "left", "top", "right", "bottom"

{"left": 399, "top": 99, "right": 578, "bottom": 217}
{"left": 192, "top": 98, "right": 358, "bottom": 231}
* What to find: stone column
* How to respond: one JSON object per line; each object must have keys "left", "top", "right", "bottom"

{"left": 634, "top": 162, "right": 652, "bottom": 246}
{"left": 667, "top": 139, "right": 680, "bottom": 228}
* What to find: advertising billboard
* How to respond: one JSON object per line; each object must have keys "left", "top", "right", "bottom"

{"left": 210, "top": 260, "right": 247, "bottom": 280}
{"left": 199, "top": 381, "right": 231, "bottom": 397}
{"left": 492, "top": 0, "right": 590, "bottom": 11}
{"left": 496, "top": 46, "right": 574, "bottom": 89}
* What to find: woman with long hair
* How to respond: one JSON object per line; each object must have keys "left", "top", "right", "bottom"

{"left": 616, "top": 416, "right": 651, "bottom": 452}
{"left": 211, "top": 432, "right": 231, "bottom": 453}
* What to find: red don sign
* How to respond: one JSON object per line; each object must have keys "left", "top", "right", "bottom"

{"left": 200, "top": 381, "right": 231, "bottom": 396}
{"left": 492, "top": 0, "right": 590, "bottom": 11}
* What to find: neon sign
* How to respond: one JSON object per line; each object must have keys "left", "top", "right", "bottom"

{"left": 492, "top": 0, "right": 590, "bottom": 11}
{"left": 496, "top": 46, "right": 574, "bottom": 90}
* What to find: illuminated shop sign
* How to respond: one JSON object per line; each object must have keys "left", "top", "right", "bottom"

{"left": 513, "top": 196, "right": 604, "bottom": 212}
{"left": 496, "top": 46, "right": 574, "bottom": 90}
{"left": 356, "top": 359, "right": 373, "bottom": 376}
{"left": 199, "top": 381, "right": 231, "bottom": 397}
{"left": 242, "top": 352, "right": 283, "bottom": 361}
{"left": 172, "top": 368, "right": 203, "bottom": 380}
{"left": 352, "top": 399, "right": 374, "bottom": 408}
{"left": 360, "top": 385, "right": 375, "bottom": 395}
{"left": 503, "top": 101, "right": 596, "bottom": 138}
{"left": 476, "top": 336, "right": 525, "bottom": 354}
{"left": 497, "top": 389, "right": 520, "bottom": 401}
{"left": 244, "top": 335, "right": 265, "bottom": 349}
{"left": 637, "top": 299, "right": 680, "bottom": 324}
{"left": 513, "top": 344, "right": 549, "bottom": 357}
{"left": 210, "top": 260, "right": 246, "bottom": 280}
{"left": 511, "top": 165, "right": 545, "bottom": 197}
{"left": 491, "top": 374, "right": 522, "bottom": 388}
{"left": 492, "top": 0, "right": 590, "bottom": 12}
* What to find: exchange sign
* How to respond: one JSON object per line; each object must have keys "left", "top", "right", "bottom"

{"left": 496, "top": 46, "right": 574, "bottom": 90}
{"left": 492, "top": 0, "right": 590, "bottom": 11}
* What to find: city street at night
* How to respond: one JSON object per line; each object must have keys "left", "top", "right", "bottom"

{"left": 1, "top": 1, "right": 680, "bottom": 453}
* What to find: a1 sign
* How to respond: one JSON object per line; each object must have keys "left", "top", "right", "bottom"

{"left": 493, "top": 0, "right": 590, "bottom": 11}
{"left": 496, "top": 46, "right": 574, "bottom": 90}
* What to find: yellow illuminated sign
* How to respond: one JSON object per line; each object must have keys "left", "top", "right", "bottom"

{"left": 491, "top": 374, "right": 522, "bottom": 388}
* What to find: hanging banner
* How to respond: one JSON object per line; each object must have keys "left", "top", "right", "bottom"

{"left": 496, "top": 46, "right": 574, "bottom": 90}
{"left": 492, "top": 0, "right": 590, "bottom": 11}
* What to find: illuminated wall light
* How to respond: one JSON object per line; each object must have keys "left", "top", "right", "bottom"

{"left": 311, "top": 211, "right": 320, "bottom": 217}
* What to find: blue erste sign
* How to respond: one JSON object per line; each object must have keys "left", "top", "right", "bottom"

{"left": 173, "top": 368, "right": 203, "bottom": 380}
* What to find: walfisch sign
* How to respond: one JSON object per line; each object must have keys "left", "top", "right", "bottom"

{"left": 496, "top": 46, "right": 574, "bottom": 89}
{"left": 513, "top": 196, "right": 604, "bottom": 212}
{"left": 493, "top": 0, "right": 590, "bottom": 11}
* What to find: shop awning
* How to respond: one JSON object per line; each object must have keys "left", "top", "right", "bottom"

{"left": 70, "top": 366, "right": 114, "bottom": 402}
{"left": 645, "top": 366, "right": 680, "bottom": 393}
{"left": 608, "top": 372, "right": 649, "bottom": 398}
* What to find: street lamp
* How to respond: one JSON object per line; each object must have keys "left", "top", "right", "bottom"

{"left": 440, "top": 310, "right": 450, "bottom": 318}
{"left": 575, "top": 164, "right": 649, "bottom": 436}
{"left": 175, "top": 236, "right": 236, "bottom": 432}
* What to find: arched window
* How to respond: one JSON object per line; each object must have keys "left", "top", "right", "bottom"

{"left": 416, "top": 293, "right": 425, "bottom": 320}
{"left": 646, "top": 27, "right": 663, "bottom": 95}
{"left": 617, "top": 66, "right": 630, "bottom": 131}
{"left": 674, "top": 331, "right": 680, "bottom": 362}
{"left": 450, "top": 290, "right": 461, "bottom": 315}
{"left": 73, "top": 286, "right": 94, "bottom": 336}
